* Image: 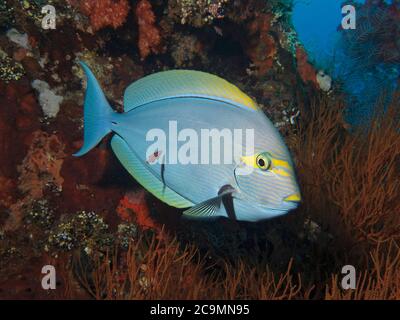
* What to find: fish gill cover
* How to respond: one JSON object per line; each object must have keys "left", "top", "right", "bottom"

{"left": 0, "top": 0, "right": 399, "bottom": 301}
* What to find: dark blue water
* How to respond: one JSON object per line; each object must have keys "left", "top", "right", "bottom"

{"left": 292, "top": 0, "right": 399, "bottom": 125}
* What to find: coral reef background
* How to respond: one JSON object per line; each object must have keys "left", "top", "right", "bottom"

{"left": 292, "top": 0, "right": 400, "bottom": 124}
{"left": 0, "top": 0, "right": 399, "bottom": 299}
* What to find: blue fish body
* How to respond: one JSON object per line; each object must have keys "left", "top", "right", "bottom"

{"left": 75, "top": 62, "right": 301, "bottom": 222}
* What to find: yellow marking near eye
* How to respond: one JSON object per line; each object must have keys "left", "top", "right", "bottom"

{"left": 240, "top": 155, "right": 258, "bottom": 168}
{"left": 241, "top": 153, "right": 293, "bottom": 176}
{"left": 271, "top": 168, "right": 291, "bottom": 177}
{"left": 271, "top": 158, "right": 291, "bottom": 170}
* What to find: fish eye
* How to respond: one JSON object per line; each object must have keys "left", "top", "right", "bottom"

{"left": 256, "top": 153, "right": 272, "bottom": 171}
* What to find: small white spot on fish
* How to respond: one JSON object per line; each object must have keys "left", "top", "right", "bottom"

{"left": 147, "top": 149, "right": 163, "bottom": 164}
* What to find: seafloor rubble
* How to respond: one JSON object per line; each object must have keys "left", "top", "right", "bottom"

{"left": 0, "top": 0, "right": 399, "bottom": 299}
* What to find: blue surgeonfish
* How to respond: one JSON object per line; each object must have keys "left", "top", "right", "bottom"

{"left": 74, "top": 62, "right": 301, "bottom": 222}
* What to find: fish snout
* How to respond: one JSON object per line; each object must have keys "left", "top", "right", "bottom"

{"left": 283, "top": 193, "right": 301, "bottom": 203}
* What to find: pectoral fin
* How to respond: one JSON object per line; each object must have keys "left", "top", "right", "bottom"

{"left": 183, "top": 185, "right": 236, "bottom": 218}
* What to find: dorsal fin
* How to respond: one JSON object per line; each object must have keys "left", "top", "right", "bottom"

{"left": 123, "top": 70, "right": 258, "bottom": 112}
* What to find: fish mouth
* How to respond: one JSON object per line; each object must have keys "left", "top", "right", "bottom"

{"left": 283, "top": 193, "right": 301, "bottom": 203}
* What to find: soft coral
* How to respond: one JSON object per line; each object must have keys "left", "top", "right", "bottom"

{"left": 71, "top": 0, "right": 130, "bottom": 31}
{"left": 136, "top": 0, "right": 162, "bottom": 60}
